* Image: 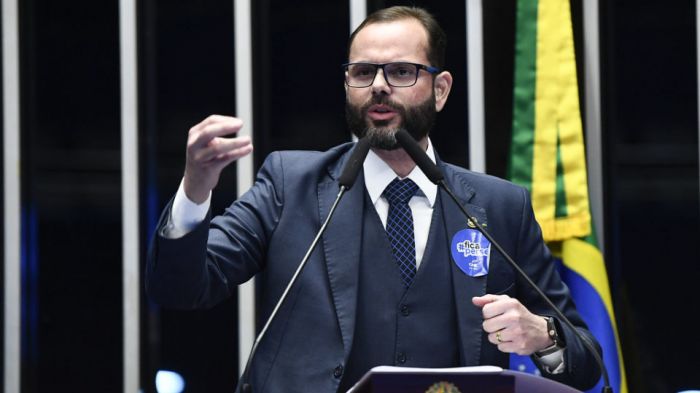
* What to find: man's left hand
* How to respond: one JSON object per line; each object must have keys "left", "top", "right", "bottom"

{"left": 472, "top": 294, "right": 553, "bottom": 355}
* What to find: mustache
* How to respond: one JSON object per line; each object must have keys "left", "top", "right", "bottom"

{"left": 361, "top": 95, "right": 404, "bottom": 114}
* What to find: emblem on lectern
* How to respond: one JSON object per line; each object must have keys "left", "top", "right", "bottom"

{"left": 425, "top": 381, "right": 461, "bottom": 393}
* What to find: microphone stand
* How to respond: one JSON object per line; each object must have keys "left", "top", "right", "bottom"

{"left": 394, "top": 129, "right": 612, "bottom": 393}
{"left": 239, "top": 137, "right": 370, "bottom": 392}
{"left": 240, "top": 185, "right": 349, "bottom": 393}
{"left": 438, "top": 181, "right": 612, "bottom": 393}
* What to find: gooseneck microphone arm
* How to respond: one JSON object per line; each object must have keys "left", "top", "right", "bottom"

{"left": 394, "top": 130, "right": 612, "bottom": 393}
{"left": 239, "top": 138, "right": 371, "bottom": 393}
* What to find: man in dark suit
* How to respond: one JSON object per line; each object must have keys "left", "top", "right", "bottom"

{"left": 146, "top": 6, "right": 602, "bottom": 392}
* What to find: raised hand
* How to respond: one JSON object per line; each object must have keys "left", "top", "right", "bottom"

{"left": 183, "top": 115, "right": 253, "bottom": 203}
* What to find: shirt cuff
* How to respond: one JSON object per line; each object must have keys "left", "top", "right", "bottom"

{"left": 535, "top": 347, "right": 566, "bottom": 374}
{"left": 163, "top": 179, "right": 211, "bottom": 239}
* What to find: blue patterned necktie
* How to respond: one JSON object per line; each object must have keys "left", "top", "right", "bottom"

{"left": 383, "top": 178, "right": 420, "bottom": 287}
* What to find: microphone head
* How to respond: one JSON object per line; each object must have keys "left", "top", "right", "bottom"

{"left": 394, "top": 130, "right": 444, "bottom": 184}
{"left": 338, "top": 138, "right": 371, "bottom": 189}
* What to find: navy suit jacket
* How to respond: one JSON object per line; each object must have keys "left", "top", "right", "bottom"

{"left": 146, "top": 142, "right": 602, "bottom": 392}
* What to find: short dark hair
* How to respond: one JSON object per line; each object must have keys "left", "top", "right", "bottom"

{"left": 347, "top": 6, "right": 447, "bottom": 70}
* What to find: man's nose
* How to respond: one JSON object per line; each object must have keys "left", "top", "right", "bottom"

{"left": 371, "top": 68, "right": 391, "bottom": 95}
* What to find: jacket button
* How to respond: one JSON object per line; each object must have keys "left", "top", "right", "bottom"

{"left": 397, "top": 352, "right": 407, "bottom": 364}
{"left": 400, "top": 304, "right": 410, "bottom": 316}
{"left": 333, "top": 364, "right": 344, "bottom": 378}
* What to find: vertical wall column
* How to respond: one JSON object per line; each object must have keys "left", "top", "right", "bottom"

{"left": 349, "top": 0, "right": 366, "bottom": 32}
{"left": 120, "top": 0, "right": 139, "bottom": 390}
{"left": 2, "top": 0, "right": 21, "bottom": 390}
{"left": 583, "top": 0, "right": 605, "bottom": 250}
{"left": 348, "top": 0, "right": 366, "bottom": 142}
{"left": 235, "top": 0, "right": 255, "bottom": 375}
{"left": 466, "top": 0, "right": 485, "bottom": 172}
{"left": 697, "top": 0, "right": 700, "bottom": 208}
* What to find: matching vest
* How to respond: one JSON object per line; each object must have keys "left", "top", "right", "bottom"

{"left": 338, "top": 192, "right": 460, "bottom": 391}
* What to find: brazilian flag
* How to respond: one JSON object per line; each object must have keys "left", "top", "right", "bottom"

{"left": 507, "top": 0, "right": 627, "bottom": 392}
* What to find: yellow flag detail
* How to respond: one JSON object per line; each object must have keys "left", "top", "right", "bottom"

{"left": 532, "top": 0, "right": 590, "bottom": 241}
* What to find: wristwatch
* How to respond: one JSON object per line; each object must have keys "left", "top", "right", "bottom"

{"left": 535, "top": 316, "right": 563, "bottom": 357}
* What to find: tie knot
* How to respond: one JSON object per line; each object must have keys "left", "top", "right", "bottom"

{"left": 383, "top": 178, "right": 419, "bottom": 205}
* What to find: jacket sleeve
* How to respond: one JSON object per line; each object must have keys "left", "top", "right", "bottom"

{"left": 513, "top": 186, "right": 603, "bottom": 391}
{"left": 145, "top": 152, "right": 284, "bottom": 309}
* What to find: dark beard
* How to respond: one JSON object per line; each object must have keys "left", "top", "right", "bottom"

{"left": 345, "top": 94, "right": 436, "bottom": 150}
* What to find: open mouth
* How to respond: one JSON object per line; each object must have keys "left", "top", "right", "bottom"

{"left": 368, "top": 104, "right": 398, "bottom": 121}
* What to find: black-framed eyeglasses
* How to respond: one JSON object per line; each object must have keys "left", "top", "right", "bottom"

{"left": 342, "top": 62, "right": 440, "bottom": 88}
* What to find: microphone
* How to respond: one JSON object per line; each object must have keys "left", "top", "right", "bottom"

{"left": 394, "top": 129, "right": 612, "bottom": 393}
{"left": 339, "top": 136, "right": 371, "bottom": 189}
{"left": 239, "top": 138, "right": 371, "bottom": 393}
{"left": 394, "top": 130, "right": 444, "bottom": 184}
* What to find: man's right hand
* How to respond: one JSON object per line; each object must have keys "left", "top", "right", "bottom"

{"left": 183, "top": 115, "right": 253, "bottom": 204}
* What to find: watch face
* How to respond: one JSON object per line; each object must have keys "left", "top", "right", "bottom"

{"left": 545, "top": 317, "right": 560, "bottom": 345}
{"left": 537, "top": 317, "right": 563, "bottom": 356}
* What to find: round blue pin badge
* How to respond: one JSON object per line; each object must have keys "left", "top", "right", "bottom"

{"left": 451, "top": 228, "right": 491, "bottom": 277}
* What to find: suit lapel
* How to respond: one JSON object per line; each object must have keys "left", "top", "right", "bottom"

{"left": 439, "top": 164, "right": 489, "bottom": 366}
{"left": 317, "top": 151, "right": 365, "bottom": 359}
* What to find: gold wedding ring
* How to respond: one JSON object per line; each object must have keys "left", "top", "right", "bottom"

{"left": 496, "top": 331, "right": 503, "bottom": 343}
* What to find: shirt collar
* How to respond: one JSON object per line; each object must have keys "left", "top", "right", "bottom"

{"left": 363, "top": 138, "right": 438, "bottom": 207}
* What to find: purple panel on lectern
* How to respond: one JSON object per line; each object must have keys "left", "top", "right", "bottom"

{"left": 351, "top": 368, "right": 582, "bottom": 393}
{"left": 502, "top": 370, "right": 582, "bottom": 393}
{"left": 359, "top": 373, "right": 514, "bottom": 393}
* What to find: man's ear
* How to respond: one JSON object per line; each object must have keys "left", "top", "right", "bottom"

{"left": 434, "top": 71, "right": 453, "bottom": 112}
